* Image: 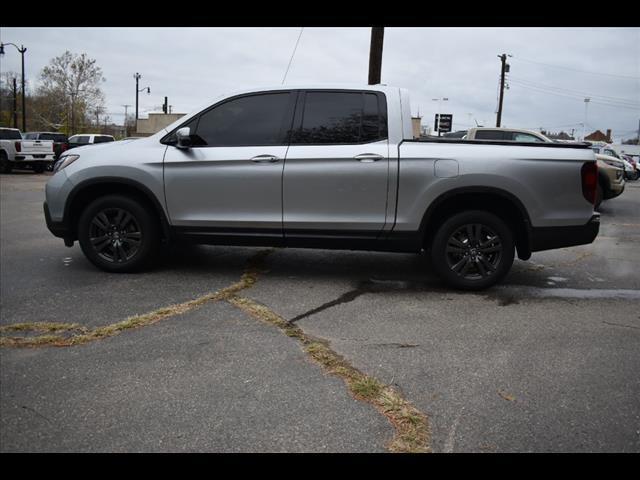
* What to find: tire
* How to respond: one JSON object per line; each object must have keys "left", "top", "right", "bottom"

{"left": 0, "top": 152, "right": 12, "bottom": 174}
{"left": 430, "top": 210, "right": 515, "bottom": 290}
{"left": 77, "top": 194, "right": 160, "bottom": 272}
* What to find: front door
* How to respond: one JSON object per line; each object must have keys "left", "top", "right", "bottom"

{"left": 163, "top": 91, "right": 296, "bottom": 236}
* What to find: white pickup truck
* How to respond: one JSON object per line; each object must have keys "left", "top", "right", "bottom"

{"left": 44, "top": 84, "right": 601, "bottom": 289}
{"left": 0, "top": 127, "right": 55, "bottom": 173}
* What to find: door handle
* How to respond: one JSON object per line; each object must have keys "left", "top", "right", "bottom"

{"left": 251, "top": 155, "right": 280, "bottom": 163}
{"left": 354, "top": 153, "right": 384, "bottom": 163}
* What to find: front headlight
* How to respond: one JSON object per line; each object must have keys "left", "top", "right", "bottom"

{"left": 54, "top": 154, "right": 80, "bottom": 172}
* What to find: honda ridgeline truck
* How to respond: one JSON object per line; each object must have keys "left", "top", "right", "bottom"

{"left": 44, "top": 85, "right": 600, "bottom": 290}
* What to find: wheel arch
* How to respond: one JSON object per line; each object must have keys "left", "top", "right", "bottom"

{"left": 419, "top": 186, "right": 532, "bottom": 261}
{"left": 64, "top": 177, "right": 170, "bottom": 242}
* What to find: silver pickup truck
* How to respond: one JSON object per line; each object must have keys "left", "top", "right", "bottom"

{"left": 44, "top": 85, "right": 600, "bottom": 289}
{"left": 1, "top": 127, "right": 55, "bottom": 173}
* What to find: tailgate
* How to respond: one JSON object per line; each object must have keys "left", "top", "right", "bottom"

{"left": 20, "top": 140, "right": 54, "bottom": 154}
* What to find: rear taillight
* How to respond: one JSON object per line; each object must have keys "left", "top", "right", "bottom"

{"left": 581, "top": 161, "right": 598, "bottom": 205}
{"left": 61, "top": 143, "right": 68, "bottom": 152}
{"left": 15, "top": 141, "right": 21, "bottom": 152}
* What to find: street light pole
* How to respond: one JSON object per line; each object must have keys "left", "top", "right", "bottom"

{"left": 0, "top": 42, "right": 27, "bottom": 131}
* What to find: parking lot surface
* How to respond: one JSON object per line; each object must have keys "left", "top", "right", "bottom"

{"left": 1, "top": 172, "right": 639, "bottom": 452}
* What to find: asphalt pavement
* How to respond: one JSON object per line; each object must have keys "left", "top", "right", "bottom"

{"left": 1, "top": 172, "right": 638, "bottom": 452}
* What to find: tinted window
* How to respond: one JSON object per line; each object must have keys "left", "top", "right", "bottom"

{"left": 24, "top": 133, "right": 36, "bottom": 139}
{"left": 474, "top": 130, "right": 507, "bottom": 140}
{"left": 40, "top": 133, "right": 68, "bottom": 142}
{"left": 0, "top": 129, "right": 22, "bottom": 140}
{"left": 193, "top": 93, "right": 291, "bottom": 147}
{"left": 94, "top": 136, "right": 114, "bottom": 143}
{"left": 295, "top": 92, "right": 386, "bottom": 144}
{"left": 71, "top": 136, "right": 90, "bottom": 144}
{"left": 513, "top": 133, "right": 544, "bottom": 142}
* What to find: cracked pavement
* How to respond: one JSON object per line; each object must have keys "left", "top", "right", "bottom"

{"left": 1, "top": 172, "right": 639, "bottom": 452}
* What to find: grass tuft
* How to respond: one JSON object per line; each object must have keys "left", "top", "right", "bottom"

{"left": 227, "top": 294, "right": 431, "bottom": 453}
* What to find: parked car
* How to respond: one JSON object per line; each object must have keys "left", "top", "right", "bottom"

{"left": 594, "top": 154, "right": 625, "bottom": 207}
{"left": 1, "top": 127, "right": 55, "bottom": 173}
{"left": 44, "top": 84, "right": 600, "bottom": 290}
{"left": 23, "top": 132, "right": 69, "bottom": 159}
{"left": 619, "top": 158, "right": 638, "bottom": 180}
{"left": 67, "top": 134, "right": 115, "bottom": 150}
{"left": 463, "top": 127, "right": 552, "bottom": 143}
{"left": 620, "top": 154, "right": 639, "bottom": 180}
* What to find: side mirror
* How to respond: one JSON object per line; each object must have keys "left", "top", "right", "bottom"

{"left": 176, "top": 127, "right": 192, "bottom": 149}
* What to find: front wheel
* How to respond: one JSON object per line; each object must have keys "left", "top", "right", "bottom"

{"left": 430, "top": 210, "right": 515, "bottom": 290}
{"left": 77, "top": 195, "right": 160, "bottom": 272}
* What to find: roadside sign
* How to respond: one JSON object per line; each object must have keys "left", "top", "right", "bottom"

{"left": 435, "top": 114, "right": 453, "bottom": 133}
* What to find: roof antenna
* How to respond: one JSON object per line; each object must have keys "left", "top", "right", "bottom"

{"left": 282, "top": 27, "right": 304, "bottom": 85}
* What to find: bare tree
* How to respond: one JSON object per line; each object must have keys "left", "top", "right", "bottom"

{"left": 38, "top": 51, "right": 106, "bottom": 135}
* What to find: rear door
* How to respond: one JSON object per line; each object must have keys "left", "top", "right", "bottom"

{"left": 163, "top": 91, "right": 296, "bottom": 234}
{"left": 283, "top": 90, "right": 390, "bottom": 237}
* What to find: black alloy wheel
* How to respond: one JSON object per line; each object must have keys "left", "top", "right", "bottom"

{"left": 89, "top": 207, "right": 142, "bottom": 264}
{"left": 78, "top": 195, "right": 159, "bottom": 272}
{"left": 445, "top": 223, "right": 503, "bottom": 281}
{"left": 431, "top": 210, "right": 515, "bottom": 290}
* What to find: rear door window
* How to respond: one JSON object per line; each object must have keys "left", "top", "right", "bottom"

{"left": 293, "top": 91, "right": 387, "bottom": 145}
{"left": 0, "top": 129, "right": 22, "bottom": 140}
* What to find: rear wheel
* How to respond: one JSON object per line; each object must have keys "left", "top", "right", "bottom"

{"left": 77, "top": 195, "right": 160, "bottom": 272}
{"left": 430, "top": 210, "right": 515, "bottom": 290}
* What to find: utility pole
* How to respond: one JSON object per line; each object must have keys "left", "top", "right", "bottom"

{"left": 368, "top": 27, "right": 384, "bottom": 85}
{"left": 0, "top": 43, "right": 28, "bottom": 131}
{"left": 122, "top": 104, "right": 131, "bottom": 137}
{"left": 162, "top": 96, "right": 168, "bottom": 114}
{"left": 20, "top": 45, "right": 26, "bottom": 131}
{"left": 70, "top": 92, "right": 76, "bottom": 135}
{"left": 134, "top": 73, "right": 141, "bottom": 120}
{"left": 496, "top": 54, "right": 508, "bottom": 127}
{"left": 12, "top": 78, "right": 18, "bottom": 128}
{"left": 583, "top": 98, "right": 590, "bottom": 141}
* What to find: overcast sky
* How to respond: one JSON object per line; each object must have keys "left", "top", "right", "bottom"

{"left": 1, "top": 27, "right": 638, "bottom": 141}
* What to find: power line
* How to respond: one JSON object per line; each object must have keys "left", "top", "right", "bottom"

{"left": 508, "top": 80, "right": 640, "bottom": 110}
{"left": 512, "top": 56, "right": 640, "bottom": 81}
{"left": 282, "top": 27, "right": 304, "bottom": 85}
{"left": 508, "top": 76, "right": 640, "bottom": 106}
